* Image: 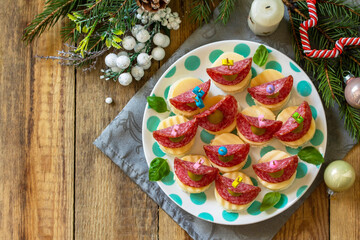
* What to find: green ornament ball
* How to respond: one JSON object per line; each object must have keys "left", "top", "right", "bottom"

{"left": 324, "top": 160, "right": 356, "bottom": 192}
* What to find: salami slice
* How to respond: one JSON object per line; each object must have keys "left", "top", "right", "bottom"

{"left": 153, "top": 119, "right": 198, "bottom": 148}
{"left": 215, "top": 174, "right": 261, "bottom": 205}
{"left": 203, "top": 144, "right": 250, "bottom": 167}
{"left": 169, "top": 80, "right": 211, "bottom": 112}
{"left": 247, "top": 75, "right": 293, "bottom": 105}
{"left": 194, "top": 95, "right": 237, "bottom": 132}
{"left": 274, "top": 101, "right": 312, "bottom": 142}
{"left": 236, "top": 113, "right": 282, "bottom": 142}
{"left": 206, "top": 58, "right": 252, "bottom": 86}
{"left": 174, "top": 158, "right": 219, "bottom": 188}
{"left": 252, "top": 155, "right": 298, "bottom": 183}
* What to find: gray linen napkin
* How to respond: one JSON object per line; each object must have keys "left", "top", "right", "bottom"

{"left": 94, "top": 1, "right": 356, "bottom": 239}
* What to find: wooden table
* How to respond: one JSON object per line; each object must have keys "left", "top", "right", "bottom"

{"left": 1, "top": 1, "right": 359, "bottom": 239}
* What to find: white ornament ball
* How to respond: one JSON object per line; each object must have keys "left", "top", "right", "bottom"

{"left": 131, "top": 65, "right": 145, "bottom": 81}
{"left": 136, "top": 8, "right": 143, "bottom": 14}
{"left": 111, "top": 66, "right": 122, "bottom": 73}
{"left": 136, "top": 29, "right": 150, "bottom": 43}
{"left": 166, "top": 7, "right": 171, "bottom": 14}
{"left": 161, "top": 19, "right": 168, "bottom": 26}
{"left": 159, "top": 11, "right": 166, "bottom": 18}
{"left": 141, "top": 61, "right": 152, "bottom": 70}
{"left": 168, "top": 17, "right": 175, "bottom": 23}
{"left": 118, "top": 72, "right": 133, "bottom": 86}
{"left": 171, "top": 22, "right": 179, "bottom": 30}
{"left": 117, "top": 51, "right": 128, "bottom": 57}
{"left": 152, "top": 14, "right": 160, "bottom": 21}
{"left": 161, "top": 35, "right": 170, "bottom": 48}
{"left": 173, "top": 12, "right": 179, "bottom": 18}
{"left": 134, "top": 42, "right": 145, "bottom": 53}
{"left": 153, "top": 33, "right": 166, "bottom": 46}
{"left": 131, "top": 24, "right": 144, "bottom": 37}
{"left": 137, "top": 53, "right": 151, "bottom": 66}
{"left": 151, "top": 47, "right": 166, "bottom": 61}
{"left": 141, "top": 18, "right": 148, "bottom": 24}
{"left": 116, "top": 55, "right": 130, "bottom": 69}
{"left": 122, "top": 36, "right": 136, "bottom": 50}
{"left": 105, "top": 97, "right": 113, "bottom": 104}
{"left": 105, "top": 53, "right": 118, "bottom": 68}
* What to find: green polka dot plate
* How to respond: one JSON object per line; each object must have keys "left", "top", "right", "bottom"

{"left": 142, "top": 40, "right": 327, "bottom": 225}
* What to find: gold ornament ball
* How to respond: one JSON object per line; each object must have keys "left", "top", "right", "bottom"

{"left": 324, "top": 160, "right": 356, "bottom": 192}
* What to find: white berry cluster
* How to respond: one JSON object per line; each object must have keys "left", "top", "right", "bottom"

{"left": 136, "top": 7, "right": 181, "bottom": 30}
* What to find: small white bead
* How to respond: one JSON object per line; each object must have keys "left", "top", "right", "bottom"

{"left": 111, "top": 66, "right": 122, "bottom": 72}
{"left": 131, "top": 65, "right": 145, "bottom": 80}
{"left": 141, "top": 18, "right": 148, "bottom": 24}
{"left": 166, "top": 7, "right": 171, "bottom": 14}
{"left": 176, "top": 18, "right": 181, "bottom": 24}
{"left": 166, "top": 23, "right": 172, "bottom": 29}
{"left": 151, "top": 47, "right": 165, "bottom": 61}
{"left": 136, "top": 8, "right": 143, "bottom": 14}
{"left": 134, "top": 42, "right": 145, "bottom": 53}
{"left": 137, "top": 53, "right": 151, "bottom": 66}
{"left": 168, "top": 17, "right": 175, "bottom": 23}
{"left": 116, "top": 55, "right": 130, "bottom": 69}
{"left": 136, "top": 29, "right": 150, "bottom": 43}
{"left": 173, "top": 12, "right": 179, "bottom": 17}
{"left": 117, "top": 51, "right": 128, "bottom": 57}
{"left": 105, "top": 97, "right": 113, "bottom": 104}
{"left": 136, "top": 14, "right": 142, "bottom": 20}
{"left": 105, "top": 53, "right": 118, "bottom": 68}
{"left": 161, "top": 35, "right": 170, "bottom": 48}
{"left": 118, "top": 72, "right": 133, "bottom": 86}
{"left": 122, "top": 36, "right": 136, "bottom": 50}
{"left": 141, "top": 61, "right": 152, "bottom": 70}
{"left": 131, "top": 24, "right": 144, "bottom": 37}
{"left": 171, "top": 22, "right": 179, "bottom": 30}
{"left": 152, "top": 14, "right": 160, "bottom": 21}
{"left": 153, "top": 33, "right": 166, "bottom": 46}
{"left": 161, "top": 19, "right": 168, "bottom": 26}
{"left": 159, "top": 11, "right": 166, "bottom": 18}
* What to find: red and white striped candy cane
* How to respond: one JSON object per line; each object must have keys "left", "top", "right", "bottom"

{"left": 299, "top": 0, "right": 360, "bottom": 58}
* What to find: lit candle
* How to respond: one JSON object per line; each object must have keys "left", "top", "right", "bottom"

{"left": 248, "top": 0, "right": 284, "bottom": 36}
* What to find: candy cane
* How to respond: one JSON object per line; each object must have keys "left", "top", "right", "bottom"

{"left": 299, "top": 0, "right": 360, "bottom": 58}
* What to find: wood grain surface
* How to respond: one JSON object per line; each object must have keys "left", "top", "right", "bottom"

{"left": 0, "top": 1, "right": 359, "bottom": 240}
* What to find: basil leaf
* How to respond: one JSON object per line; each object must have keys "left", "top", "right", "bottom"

{"left": 253, "top": 45, "right": 269, "bottom": 66}
{"left": 147, "top": 96, "right": 169, "bottom": 113}
{"left": 298, "top": 146, "right": 324, "bottom": 165}
{"left": 260, "top": 192, "right": 281, "bottom": 211}
{"left": 149, "top": 157, "right": 170, "bottom": 181}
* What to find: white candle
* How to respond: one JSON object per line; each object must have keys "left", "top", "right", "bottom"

{"left": 248, "top": 0, "right": 284, "bottom": 36}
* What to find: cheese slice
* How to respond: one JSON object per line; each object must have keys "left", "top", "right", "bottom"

{"left": 250, "top": 69, "right": 290, "bottom": 111}
{"left": 210, "top": 52, "right": 251, "bottom": 93}
{"left": 209, "top": 133, "right": 246, "bottom": 172}
{"left": 175, "top": 155, "right": 212, "bottom": 193}
{"left": 214, "top": 172, "right": 255, "bottom": 212}
{"left": 276, "top": 106, "right": 316, "bottom": 148}
{"left": 157, "top": 116, "right": 195, "bottom": 156}
{"left": 256, "top": 150, "right": 296, "bottom": 191}
{"left": 168, "top": 77, "right": 204, "bottom": 118}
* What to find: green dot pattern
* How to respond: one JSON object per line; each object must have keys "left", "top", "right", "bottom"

{"left": 265, "top": 61, "right": 282, "bottom": 72}
{"left": 310, "top": 129, "right": 324, "bottom": 146}
{"left": 147, "top": 116, "right": 160, "bottom": 132}
{"left": 247, "top": 201, "right": 261, "bottom": 215}
{"left": 234, "top": 43, "right": 251, "bottom": 57}
{"left": 165, "top": 66, "right": 176, "bottom": 78}
{"left": 296, "top": 162, "right": 308, "bottom": 179}
{"left": 222, "top": 210, "right": 239, "bottom": 222}
{"left": 190, "top": 192, "right": 207, "bottom": 205}
{"left": 184, "top": 56, "right": 201, "bottom": 71}
{"left": 209, "top": 49, "right": 224, "bottom": 63}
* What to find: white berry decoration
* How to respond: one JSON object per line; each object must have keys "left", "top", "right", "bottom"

{"left": 153, "top": 33, "right": 166, "bottom": 46}
{"left": 122, "top": 36, "right": 136, "bottom": 50}
{"left": 134, "top": 42, "right": 145, "bottom": 53}
{"left": 137, "top": 53, "right": 151, "bottom": 66}
{"left": 105, "top": 97, "right": 113, "bottom": 104}
{"left": 116, "top": 55, "right": 131, "bottom": 69}
{"left": 117, "top": 51, "right": 128, "bottom": 57}
{"left": 111, "top": 66, "right": 122, "bottom": 73}
{"left": 118, "top": 72, "right": 133, "bottom": 86}
{"left": 151, "top": 47, "right": 166, "bottom": 61}
{"left": 131, "top": 24, "right": 144, "bottom": 37}
{"left": 161, "top": 35, "right": 170, "bottom": 48}
{"left": 105, "top": 53, "right": 118, "bottom": 68}
{"left": 136, "top": 29, "right": 150, "bottom": 43}
{"left": 131, "top": 65, "right": 145, "bottom": 81}
{"left": 141, "top": 61, "right": 152, "bottom": 70}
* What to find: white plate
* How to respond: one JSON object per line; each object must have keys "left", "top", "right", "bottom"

{"left": 142, "top": 40, "right": 327, "bottom": 225}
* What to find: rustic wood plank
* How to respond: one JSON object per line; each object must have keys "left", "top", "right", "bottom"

{"left": 274, "top": 182, "right": 329, "bottom": 240}
{"left": 0, "top": 0, "right": 75, "bottom": 239}
{"left": 74, "top": 46, "right": 159, "bottom": 240}
{"left": 159, "top": 211, "right": 192, "bottom": 240}
{"left": 330, "top": 143, "right": 360, "bottom": 240}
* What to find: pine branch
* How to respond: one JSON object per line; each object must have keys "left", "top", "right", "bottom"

{"left": 215, "top": 0, "right": 236, "bottom": 24}
{"left": 23, "top": 0, "right": 80, "bottom": 43}
{"left": 285, "top": 0, "right": 360, "bottom": 142}
{"left": 190, "top": 0, "right": 213, "bottom": 25}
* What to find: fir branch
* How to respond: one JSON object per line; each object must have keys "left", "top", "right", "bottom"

{"left": 190, "top": 0, "right": 213, "bottom": 25}
{"left": 23, "top": 0, "right": 80, "bottom": 43}
{"left": 215, "top": 0, "right": 236, "bottom": 24}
